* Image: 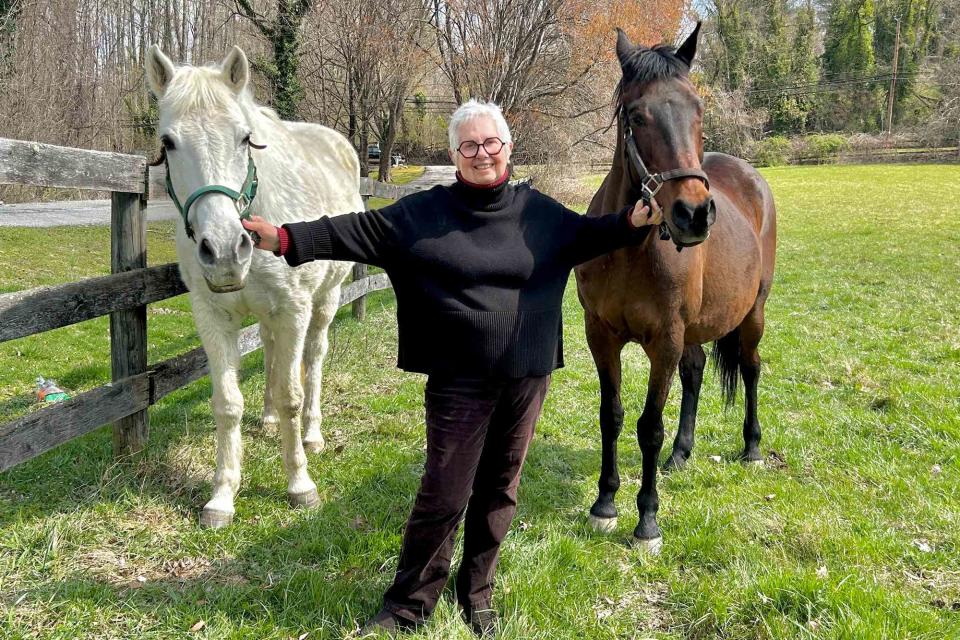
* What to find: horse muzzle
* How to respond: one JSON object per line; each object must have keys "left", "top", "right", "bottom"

{"left": 197, "top": 230, "right": 253, "bottom": 293}
{"left": 665, "top": 196, "right": 715, "bottom": 248}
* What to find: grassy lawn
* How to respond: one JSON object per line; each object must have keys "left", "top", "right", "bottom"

{"left": 367, "top": 165, "right": 425, "bottom": 185}
{"left": 1, "top": 164, "right": 959, "bottom": 638}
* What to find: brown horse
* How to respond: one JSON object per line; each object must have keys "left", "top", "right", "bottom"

{"left": 575, "top": 24, "right": 777, "bottom": 552}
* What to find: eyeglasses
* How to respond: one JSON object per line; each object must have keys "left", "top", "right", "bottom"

{"left": 457, "top": 137, "right": 505, "bottom": 158}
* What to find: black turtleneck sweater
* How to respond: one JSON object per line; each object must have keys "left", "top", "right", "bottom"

{"left": 282, "top": 178, "right": 651, "bottom": 378}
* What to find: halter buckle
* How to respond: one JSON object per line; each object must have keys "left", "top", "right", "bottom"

{"left": 641, "top": 174, "right": 663, "bottom": 200}
{"left": 235, "top": 193, "right": 251, "bottom": 217}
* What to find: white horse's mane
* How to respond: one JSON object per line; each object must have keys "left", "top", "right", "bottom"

{"left": 158, "top": 64, "right": 261, "bottom": 123}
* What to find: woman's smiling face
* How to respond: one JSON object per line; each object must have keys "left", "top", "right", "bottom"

{"left": 450, "top": 116, "right": 513, "bottom": 185}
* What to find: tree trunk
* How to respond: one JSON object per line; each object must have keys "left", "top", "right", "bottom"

{"left": 359, "top": 119, "right": 370, "bottom": 178}
{"left": 348, "top": 74, "right": 357, "bottom": 146}
{"left": 377, "top": 88, "right": 405, "bottom": 182}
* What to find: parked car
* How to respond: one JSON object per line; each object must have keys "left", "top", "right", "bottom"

{"left": 367, "top": 143, "right": 381, "bottom": 160}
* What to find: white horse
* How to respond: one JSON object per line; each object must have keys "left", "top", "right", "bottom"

{"left": 145, "top": 46, "right": 360, "bottom": 527}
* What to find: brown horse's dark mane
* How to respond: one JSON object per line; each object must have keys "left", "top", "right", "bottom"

{"left": 614, "top": 43, "right": 690, "bottom": 117}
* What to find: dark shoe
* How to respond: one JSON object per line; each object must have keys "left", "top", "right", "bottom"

{"left": 359, "top": 608, "right": 418, "bottom": 638}
{"left": 462, "top": 604, "right": 499, "bottom": 637}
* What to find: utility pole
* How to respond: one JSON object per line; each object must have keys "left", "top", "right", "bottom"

{"left": 886, "top": 17, "right": 901, "bottom": 135}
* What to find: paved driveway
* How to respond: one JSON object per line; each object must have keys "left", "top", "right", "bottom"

{"left": 0, "top": 166, "right": 457, "bottom": 227}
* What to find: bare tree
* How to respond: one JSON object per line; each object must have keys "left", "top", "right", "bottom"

{"left": 370, "top": 0, "right": 432, "bottom": 181}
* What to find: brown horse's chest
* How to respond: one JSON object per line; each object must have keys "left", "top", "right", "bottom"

{"left": 576, "top": 245, "right": 686, "bottom": 340}
{"left": 577, "top": 220, "right": 762, "bottom": 345}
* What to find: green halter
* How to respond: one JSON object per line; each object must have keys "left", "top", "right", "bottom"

{"left": 164, "top": 152, "right": 260, "bottom": 242}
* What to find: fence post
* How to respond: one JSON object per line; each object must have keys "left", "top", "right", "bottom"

{"left": 352, "top": 194, "right": 371, "bottom": 320}
{"left": 110, "top": 191, "right": 149, "bottom": 456}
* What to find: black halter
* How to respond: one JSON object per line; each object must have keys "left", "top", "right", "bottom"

{"left": 620, "top": 110, "right": 710, "bottom": 242}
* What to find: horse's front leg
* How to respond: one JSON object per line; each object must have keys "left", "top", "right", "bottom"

{"left": 264, "top": 309, "right": 320, "bottom": 509}
{"left": 585, "top": 317, "right": 627, "bottom": 533}
{"left": 301, "top": 288, "right": 340, "bottom": 453}
{"left": 194, "top": 301, "right": 244, "bottom": 529}
{"left": 634, "top": 333, "right": 683, "bottom": 553}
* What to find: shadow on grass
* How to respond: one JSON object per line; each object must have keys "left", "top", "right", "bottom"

{"left": 2, "top": 362, "right": 626, "bottom": 636}
{"left": 5, "top": 437, "right": 617, "bottom": 638}
{"left": 0, "top": 348, "right": 263, "bottom": 525}
{"left": 0, "top": 291, "right": 398, "bottom": 527}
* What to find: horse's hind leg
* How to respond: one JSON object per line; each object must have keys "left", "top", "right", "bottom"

{"left": 301, "top": 287, "right": 340, "bottom": 454}
{"left": 265, "top": 311, "right": 320, "bottom": 508}
{"left": 260, "top": 324, "right": 279, "bottom": 430}
{"left": 739, "top": 304, "right": 766, "bottom": 464}
{"left": 664, "top": 344, "right": 705, "bottom": 471}
{"left": 585, "top": 317, "right": 627, "bottom": 533}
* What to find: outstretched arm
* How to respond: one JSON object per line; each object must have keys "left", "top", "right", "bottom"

{"left": 559, "top": 199, "right": 663, "bottom": 266}
{"left": 243, "top": 205, "right": 401, "bottom": 268}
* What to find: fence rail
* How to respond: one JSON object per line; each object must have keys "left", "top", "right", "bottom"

{"left": 0, "top": 136, "right": 415, "bottom": 472}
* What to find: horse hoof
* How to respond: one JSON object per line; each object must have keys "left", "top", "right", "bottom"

{"left": 261, "top": 414, "right": 280, "bottom": 435}
{"left": 631, "top": 535, "right": 663, "bottom": 555}
{"left": 588, "top": 514, "right": 618, "bottom": 533}
{"left": 199, "top": 508, "right": 234, "bottom": 529}
{"left": 303, "top": 438, "right": 325, "bottom": 454}
{"left": 663, "top": 454, "right": 688, "bottom": 472}
{"left": 288, "top": 487, "right": 321, "bottom": 509}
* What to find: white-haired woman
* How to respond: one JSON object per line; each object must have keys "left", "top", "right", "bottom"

{"left": 242, "top": 99, "right": 661, "bottom": 637}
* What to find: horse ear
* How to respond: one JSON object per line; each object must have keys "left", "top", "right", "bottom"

{"left": 676, "top": 21, "right": 702, "bottom": 68}
{"left": 222, "top": 46, "right": 249, "bottom": 93}
{"left": 145, "top": 45, "right": 176, "bottom": 97}
{"left": 616, "top": 28, "right": 635, "bottom": 70}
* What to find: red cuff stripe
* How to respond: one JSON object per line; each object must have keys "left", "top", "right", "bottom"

{"left": 277, "top": 226, "right": 290, "bottom": 255}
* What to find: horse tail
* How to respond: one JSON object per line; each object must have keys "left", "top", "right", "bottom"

{"left": 711, "top": 329, "right": 741, "bottom": 408}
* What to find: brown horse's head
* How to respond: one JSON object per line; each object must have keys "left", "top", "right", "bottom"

{"left": 616, "top": 23, "right": 715, "bottom": 247}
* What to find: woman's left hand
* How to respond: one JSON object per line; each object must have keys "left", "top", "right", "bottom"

{"left": 629, "top": 200, "right": 663, "bottom": 228}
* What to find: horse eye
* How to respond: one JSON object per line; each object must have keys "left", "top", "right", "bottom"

{"left": 630, "top": 113, "right": 646, "bottom": 127}
{"left": 160, "top": 135, "right": 176, "bottom": 151}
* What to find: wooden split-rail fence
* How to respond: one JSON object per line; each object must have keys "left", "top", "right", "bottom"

{"left": 0, "top": 136, "right": 420, "bottom": 473}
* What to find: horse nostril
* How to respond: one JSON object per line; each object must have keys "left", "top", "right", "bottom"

{"left": 706, "top": 197, "right": 717, "bottom": 225}
{"left": 236, "top": 232, "right": 253, "bottom": 261}
{"left": 672, "top": 200, "right": 696, "bottom": 230}
{"left": 198, "top": 237, "right": 217, "bottom": 267}
{"left": 693, "top": 197, "right": 716, "bottom": 229}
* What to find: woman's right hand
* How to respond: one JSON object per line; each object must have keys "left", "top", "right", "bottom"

{"left": 241, "top": 216, "right": 281, "bottom": 252}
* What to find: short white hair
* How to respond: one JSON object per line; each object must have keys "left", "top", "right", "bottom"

{"left": 448, "top": 99, "right": 513, "bottom": 151}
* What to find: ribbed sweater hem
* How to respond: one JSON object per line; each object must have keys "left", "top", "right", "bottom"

{"left": 395, "top": 307, "right": 564, "bottom": 378}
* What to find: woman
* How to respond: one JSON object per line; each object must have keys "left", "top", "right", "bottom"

{"left": 242, "top": 99, "right": 661, "bottom": 637}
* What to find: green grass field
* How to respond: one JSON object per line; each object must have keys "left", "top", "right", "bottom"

{"left": 1, "top": 164, "right": 959, "bottom": 639}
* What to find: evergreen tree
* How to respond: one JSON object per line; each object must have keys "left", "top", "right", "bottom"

{"left": 789, "top": 1, "right": 820, "bottom": 131}
{"left": 758, "top": 0, "right": 807, "bottom": 132}
{"left": 714, "top": 0, "right": 758, "bottom": 91}
{"left": 821, "top": 0, "right": 883, "bottom": 131}
{"left": 873, "top": 0, "right": 939, "bottom": 128}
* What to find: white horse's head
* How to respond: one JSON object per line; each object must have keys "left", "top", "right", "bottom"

{"left": 146, "top": 45, "right": 260, "bottom": 293}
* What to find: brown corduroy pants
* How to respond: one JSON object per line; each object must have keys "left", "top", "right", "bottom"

{"left": 382, "top": 374, "right": 550, "bottom": 623}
